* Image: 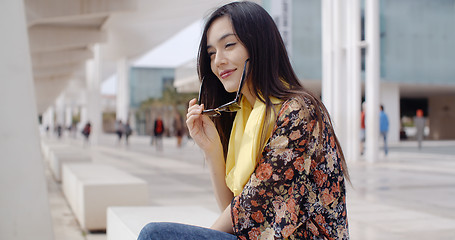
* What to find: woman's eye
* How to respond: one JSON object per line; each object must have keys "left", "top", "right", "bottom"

{"left": 208, "top": 52, "right": 216, "bottom": 58}
{"left": 226, "top": 42, "right": 236, "bottom": 48}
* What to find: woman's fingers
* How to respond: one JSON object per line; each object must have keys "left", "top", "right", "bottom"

{"left": 187, "top": 99, "right": 202, "bottom": 118}
{"left": 186, "top": 99, "right": 204, "bottom": 135}
{"left": 188, "top": 98, "right": 197, "bottom": 107}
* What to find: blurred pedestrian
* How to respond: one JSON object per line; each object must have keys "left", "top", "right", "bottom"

{"left": 173, "top": 112, "right": 184, "bottom": 148}
{"left": 82, "top": 121, "right": 91, "bottom": 145}
{"left": 153, "top": 116, "right": 164, "bottom": 151}
{"left": 415, "top": 109, "right": 425, "bottom": 149}
{"left": 379, "top": 105, "right": 389, "bottom": 155}
{"left": 124, "top": 121, "right": 132, "bottom": 145}
{"left": 115, "top": 120, "right": 124, "bottom": 143}
{"left": 56, "top": 124, "right": 62, "bottom": 139}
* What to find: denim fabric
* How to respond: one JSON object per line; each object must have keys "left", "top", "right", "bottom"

{"left": 381, "top": 131, "right": 388, "bottom": 155}
{"left": 137, "top": 222, "right": 237, "bottom": 240}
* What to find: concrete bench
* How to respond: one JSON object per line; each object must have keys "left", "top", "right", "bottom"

{"left": 40, "top": 141, "right": 70, "bottom": 163}
{"left": 62, "top": 163, "right": 148, "bottom": 231}
{"left": 106, "top": 206, "right": 219, "bottom": 240}
{"left": 49, "top": 149, "right": 91, "bottom": 182}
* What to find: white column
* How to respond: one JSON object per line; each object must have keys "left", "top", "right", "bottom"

{"left": 65, "top": 106, "right": 73, "bottom": 128}
{"left": 323, "top": 0, "right": 350, "bottom": 157}
{"left": 43, "top": 106, "right": 55, "bottom": 132}
{"left": 55, "top": 94, "right": 65, "bottom": 127}
{"left": 78, "top": 90, "right": 87, "bottom": 133}
{"left": 79, "top": 105, "right": 88, "bottom": 132}
{"left": 380, "top": 83, "right": 400, "bottom": 144}
{"left": 321, "top": 0, "right": 334, "bottom": 113}
{"left": 365, "top": 0, "right": 380, "bottom": 162}
{"left": 116, "top": 58, "right": 129, "bottom": 122}
{"left": 270, "top": 0, "right": 293, "bottom": 54}
{"left": 86, "top": 44, "right": 102, "bottom": 145}
{"left": 0, "top": 0, "right": 54, "bottom": 239}
{"left": 331, "top": 0, "right": 343, "bottom": 134}
{"left": 345, "top": 0, "right": 362, "bottom": 162}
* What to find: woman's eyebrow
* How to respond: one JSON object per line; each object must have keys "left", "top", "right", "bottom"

{"left": 207, "top": 33, "right": 236, "bottom": 49}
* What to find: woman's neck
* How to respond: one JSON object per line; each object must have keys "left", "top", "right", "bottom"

{"left": 242, "top": 82, "right": 256, "bottom": 107}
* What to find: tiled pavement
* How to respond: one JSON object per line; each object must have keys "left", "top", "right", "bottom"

{"left": 43, "top": 134, "right": 455, "bottom": 240}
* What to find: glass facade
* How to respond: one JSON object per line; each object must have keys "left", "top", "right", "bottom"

{"left": 263, "top": 0, "right": 455, "bottom": 85}
{"left": 381, "top": 0, "right": 455, "bottom": 84}
{"left": 129, "top": 67, "right": 175, "bottom": 108}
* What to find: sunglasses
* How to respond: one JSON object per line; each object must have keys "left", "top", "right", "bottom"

{"left": 198, "top": 59, "right": 249, "bottom": 117}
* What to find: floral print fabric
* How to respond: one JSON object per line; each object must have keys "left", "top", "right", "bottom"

{"left": 231, "top": 98, "right": 349, "bottom": 240}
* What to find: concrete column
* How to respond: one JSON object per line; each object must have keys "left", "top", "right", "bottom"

{"left": 116, "top": 58, "right": 130, "bottom": 122}
{"left": 345, "top": 0, "right": 362, "bottom": 162}
{"left": 78, "top": 90, "right": 88, "bottom": 133}
{"left": 79, "top": 106, "right": 88, "bottom": 133}
{"left": 331, "top": 0, "right": 344, "bottom": 136}
{"left": 365, "top": 0, "right": 380, "bottom": 162}
{"left": 321, "top": 0, "right": 334, "bottom": 113}
{"left": 55, "top": 94, "right": 65, "bottom": 127}
{"left": 65, "top": 106, "right": 73, "bottom": 128}
{"left": 269, "top": 0, "right": 293, "bottom": 54}
{"left": 322, "top": 0, "right": 352, "bottom": 160}
{"left": 85, "top": 44, "right": 102, "bottom": 145}
{"left": 42, "top": 106, "right": 55, "bottom": 133}
{"left": 380, "top": 83, "right": 400, "bottom": 144}
{"left": 0, "top": 0, "right": 54, "bottom": 239}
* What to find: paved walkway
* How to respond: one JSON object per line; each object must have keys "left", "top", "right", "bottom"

{"left": 42, "top": 133, "right": 455, "bottom": 240}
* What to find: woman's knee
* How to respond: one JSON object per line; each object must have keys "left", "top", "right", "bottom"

{"left": 138, "top": 222, "right": 164, "bottom": 240}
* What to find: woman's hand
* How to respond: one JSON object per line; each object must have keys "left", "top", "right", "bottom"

{"left": 186, "top": 98, "right": 222, "bottom": 154}
{"left": 187, "top": 98, "right": 233, "bottom": 210}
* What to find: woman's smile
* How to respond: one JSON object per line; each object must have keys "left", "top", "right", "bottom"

{"left": 220, "top": 69, "right": 236, "bottom": 79}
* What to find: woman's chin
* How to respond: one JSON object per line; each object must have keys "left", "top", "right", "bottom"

{"left": 222, "top": 85, "right": 238, "bottom": 93}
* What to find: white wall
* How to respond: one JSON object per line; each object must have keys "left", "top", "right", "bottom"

{"left": 380, "top": 83, "right": 400, "bottom": 143}
{"left": 0, "top": 0, "right": 54, "bottom": 239}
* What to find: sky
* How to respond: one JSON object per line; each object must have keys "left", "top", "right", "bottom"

{"left": 101, "top": 19, "right": 204, "bottom": 95}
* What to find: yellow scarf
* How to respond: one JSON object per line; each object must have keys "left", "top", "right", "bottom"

{"left": 225, "top": 97, "right": 282, "bottom": 196}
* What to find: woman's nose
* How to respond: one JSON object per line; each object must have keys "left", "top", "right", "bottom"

{"left": 214, "top": 51, "right": 227, "bottom": 68}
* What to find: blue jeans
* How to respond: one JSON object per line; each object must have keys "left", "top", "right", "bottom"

{"left": 137, "top": 222, "right": 237, "bottom": 240}
{"left": 381, "top": 131, "right": 388, "bottom": 155}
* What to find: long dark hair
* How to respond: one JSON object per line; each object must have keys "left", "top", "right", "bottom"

{"left": 197, "top": 1, "right": 349, "bottom": 181}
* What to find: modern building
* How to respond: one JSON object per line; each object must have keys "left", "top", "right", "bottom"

{"left": 265, "top": 0, "right": 455, "bottom": 141}
{"left": 2, "top": 0, "right": 453, "bottom": 238}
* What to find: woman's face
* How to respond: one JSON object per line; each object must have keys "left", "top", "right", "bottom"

{"left": 207, "top": 16, "right": 250, "bottom": 93}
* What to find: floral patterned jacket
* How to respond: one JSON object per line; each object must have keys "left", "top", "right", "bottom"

{"left": 231, "top": 98, "right": 349, "bottom": 240}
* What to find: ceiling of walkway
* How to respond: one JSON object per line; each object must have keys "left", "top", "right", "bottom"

{"left": 25, "top": 0, "right": 244, "bottom": 113}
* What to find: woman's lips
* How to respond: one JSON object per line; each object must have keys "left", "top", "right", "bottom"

{"left": 220, "top": 69, "right": 235, "bottom": 79}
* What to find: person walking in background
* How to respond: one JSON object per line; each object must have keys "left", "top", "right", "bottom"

{"left": 153, "top": 116, "right": 164, "bottom": 151}
{"left": 415, "top": 109, "right": 425, "bottom": 149}
{"left": 139, "top": 2, "right": 349, "bottom": 239}
{"left": 124, "top": 121, "right": 132, "bottom": 145}
{"left": 56, "top": 124, "right": 62, "bottom": 139}
{"left": 115, "top": 120, "right": 124, "bottom": 143}
{"left": 380, "top": 105, "right": 389, "bottom": 155}
{"left": 82, "top": 121, "right": 91, "bottom": 146}
{"left": 173, "top": 112, "right": 184, "bottom": 148}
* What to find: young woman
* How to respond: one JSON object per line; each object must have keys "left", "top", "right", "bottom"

{"left": 138, "top": 1, "right": 349, "bottom": 239}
